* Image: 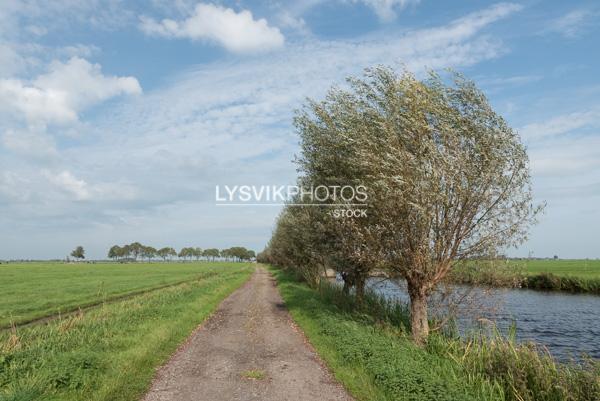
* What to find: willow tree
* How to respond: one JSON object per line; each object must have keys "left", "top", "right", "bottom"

{"left": 295, "top": 66, "right": 541, "bottom": 343}
{"left": 294, "top": 88, "right": 386, "bottom": 303}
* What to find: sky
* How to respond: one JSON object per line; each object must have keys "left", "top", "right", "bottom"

{"left": 0, "top": 0, "right": 599, "bottom": 260}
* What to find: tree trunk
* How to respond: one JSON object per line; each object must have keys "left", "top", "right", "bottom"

{"left": 408, "top": 284, "right": 429, "bottom": 344}
{"left": 355, "top": 276, "right": 365, "bottom": 307}
{"left": 342, "top": 280, "right": 350, "bottom": 295}
{"left": 341, "top": 272, "right": 351, "bottom": 295}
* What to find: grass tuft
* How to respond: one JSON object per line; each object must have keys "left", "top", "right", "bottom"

{"left": 241, "top": 369, "right": 266, "bottom": 380}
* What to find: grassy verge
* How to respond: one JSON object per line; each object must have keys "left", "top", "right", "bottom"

{"left": 448, "top": 260, "right": 600, "bottom": 294}
{"left": 0, "top": 262, "right": 248, "bottom": 326}
{"left": 0, "top": 265, "right": 253, "bottom": 401}
{"left": 269, "top": 266, "right": 600, "bottom": 401}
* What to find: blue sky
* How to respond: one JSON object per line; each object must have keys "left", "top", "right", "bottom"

{"left": 0, "top": 0, "right": 599, "bottom": 259}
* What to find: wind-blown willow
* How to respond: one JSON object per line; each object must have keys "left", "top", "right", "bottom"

{"left": 293, "top": 66, "right": 542, "bottom": 343}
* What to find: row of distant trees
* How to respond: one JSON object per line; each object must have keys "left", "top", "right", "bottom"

{"left": 107, "top": 242, "right": 255, "bottom": 262}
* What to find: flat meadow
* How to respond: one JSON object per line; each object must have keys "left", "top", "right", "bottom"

{"left": 518, "top": 259, "right": 600, "bottom": 278}
{"left": 450, "top": 259, "right": 600, "bottom": 293}
{"left": 0, "top": 261, "right": 253, "bottom": 401}
{"left": 0, "top": 261, "right": 245, "bottom": 327}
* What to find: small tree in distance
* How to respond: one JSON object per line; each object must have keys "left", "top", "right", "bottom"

{"left": 70, "top": 246, "right": 85, "bottom": 261}
{"left": 108, "top": 245, "right": 121, "bottom": 261}
{"left": 157, "top": 247, "right": 177, "bottom": 261}
{"left": 203, "top": 248, "right": 220, "bottom": 261}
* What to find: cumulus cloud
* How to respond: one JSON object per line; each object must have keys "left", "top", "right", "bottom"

{"left": 35, "top": 57, "right": 142, "bottom": 111}
{"left": 139, "top": 3, "right": 285, "bottom": 53}
{"left": 0, "top": 57, "right": 141, "bottom": 125}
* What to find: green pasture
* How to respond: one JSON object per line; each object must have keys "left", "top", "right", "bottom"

{"left": 517, "top": 259, "right": 600, "bottom": 278}
{"left": 0, "top": 263, "right": 253, "bottom": 401}
{"left": 0, "top": 261, "right": 250, "bottom": 327}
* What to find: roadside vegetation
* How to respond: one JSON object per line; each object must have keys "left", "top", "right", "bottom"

{"left": 0, "top": 264, "right": 253, "bottom": 401}
{"left": 272, "top": 266, "right": 600, "bottom": 401}
{"left": 0, "top": 262, "right": 250, "bottom": 327}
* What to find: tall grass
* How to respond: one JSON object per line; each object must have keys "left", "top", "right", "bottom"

{"left": 524, "top": 273, "right": 600, "bottom": 294}
{"left": 316, "top": 280, "right": 411, "bottom": 330}
{"left": 271, "top": 266, "right": 600, "bottom": 401}
{"left": 430, "top": 332, "right": 600, "bottom": 401}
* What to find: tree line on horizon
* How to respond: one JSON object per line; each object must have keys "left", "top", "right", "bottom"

{"left": 107, "top": 242, "right": 255, "bottom": 262}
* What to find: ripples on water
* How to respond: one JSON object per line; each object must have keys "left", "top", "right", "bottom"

{"left": 363, "top": 277, "right": 600, "bottom": 362}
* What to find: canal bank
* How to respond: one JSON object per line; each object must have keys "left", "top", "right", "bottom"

{"left": 273, "top": 266, "right": 600, "bottom": 401}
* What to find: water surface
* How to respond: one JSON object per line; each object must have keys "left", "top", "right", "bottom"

{"left": 365, "top": 278, "right": 600, "bottom": 361}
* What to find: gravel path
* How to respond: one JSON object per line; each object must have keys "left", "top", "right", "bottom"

{"left": 142, "top": 267, "right": 353, "bottom": 401}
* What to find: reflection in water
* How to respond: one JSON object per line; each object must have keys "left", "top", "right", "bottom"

{"left": 363, "top": 277, "right": 600, "bottom": 361}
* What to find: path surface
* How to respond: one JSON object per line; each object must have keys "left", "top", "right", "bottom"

{"left": 143, "top": 267, "right": 353, "bottom": 401}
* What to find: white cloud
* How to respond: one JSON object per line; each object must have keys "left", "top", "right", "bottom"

{"left": 0, "top": 57, "right": 141, "bottom": 125}
{"left": 25, "top": 25, "right": 47, "bottom": 36}
{"left": 278, "top": 0, "right": 420, "bottom": 24}
{"left": 479, "top": 74, "right": 542, "bottom": 88}
{"left": 545, "top": 9, "right": 598, "bottom": 38}
{"left": 0, "top": 43, "right": 26, "bottom": 76}
{"left": 276, "top": 11, "right": 309, "bottom": 34}
{"left": 0, "top": 171, "right": 32, "bottom": 203}
{"left": 56, "top": 44, "right": 100, "bottom": 58}
{"left": 1, "top": 129, "right": 58, "bottom": 159}
{"left": 41, "top": 169, "right": 138, "bottom": 202}
{"left": 356, "top": 0, "right": 420, "bottom": 22}
{"left": 35, "top": 57, "right": 142, "bottom": 111}
{"left": 43, "top": 170, "right": 91, "bottom": 201}
{"left": 139, "top": 3, "right": 285, "bottom": 53}
{"left": 423, "top": 2, "right": 522, "bottom": 44}
{"left": 0, "top": 78, "right": 77, "bottom": 124}
{"left": 520, "top": 109, "right": 599, "bottom": 141}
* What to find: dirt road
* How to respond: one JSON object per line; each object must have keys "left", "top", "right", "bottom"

{"left": 142, "top": 267, "right": 353, "bottom": 401}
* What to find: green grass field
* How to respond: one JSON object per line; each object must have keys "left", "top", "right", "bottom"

{"left": 517, "top": 259, "right": 600, "bottom": 278}
{"left": 450, "top": 259, "right": 600, "bottom": 293}
{"left": 0, "top": 262, "right": 247, "bottom": 327}
{"left": 0, "top": 262, "right": 253, "bottom": 401}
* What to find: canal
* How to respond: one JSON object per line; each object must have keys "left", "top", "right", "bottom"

{"left": 365, "top": 278, "right": 600, "bottom": 361}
